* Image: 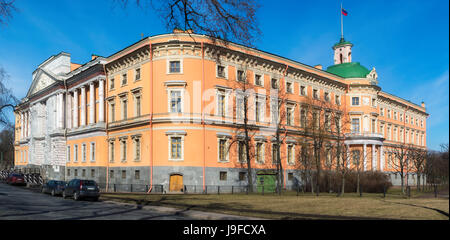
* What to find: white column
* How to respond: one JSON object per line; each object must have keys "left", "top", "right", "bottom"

{"left": 59, "top": 93, "right": 64, "bottom": 128}
{"left": 89, "top": 82, "right": 95, "bottom": 124}
{"left": 73, "top": 89, "right": 78, "bottom": 128}
{"left": 363, "top": 144, "right": 367, "bottom": 171}
{"left": 99, "top": 79, "right": 105, "bottom": 122}
{"left": 372, "top": 144, "right": 376, "bottom": 171}
{"left": 380, "top": 145, "right": 384, "bottom": 171}
{"left": 66, "top": 92, "right": 72, "bottom": 129}
{"left": 24, "top": 111, "right": 28, "bottom": 138}
{"left": 81, "top": 86, "right": 86, "bottom": 126}
{"left": 20, "top": 112, "right": 24, "bottom": 139}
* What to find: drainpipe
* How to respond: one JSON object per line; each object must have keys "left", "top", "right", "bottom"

{"left": 202, "top": 42, "right": 206, "bottom": 192}
{"left": 102, "top": 63, "right": 110, "bottom": 192}
{"left": 63, "top": 78, "right": 68, "bottom": 182}
{"left": 147, "top": 42, "right": 154, "bottom": 193}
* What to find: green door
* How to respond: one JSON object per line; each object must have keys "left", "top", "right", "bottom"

{"left": 256, "top": 173, "right": 276, "bottom": 193}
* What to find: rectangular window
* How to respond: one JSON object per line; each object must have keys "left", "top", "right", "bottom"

{"left": 109, "top": 141, "right": 115, "bottom": 163}
{"left": 220, "top": 171, "right": 227, "bottom": 181}
{"left": 324, "top": 113, "right": 331, "bottom": 131}
{"left": 324, "top": 92, "right": 330, "bottom": 102}
{"left": 352, "top": 97, "right": 359, "bottom": 106}
{"left": 380, "top": 107, "right": 384, "bottom": 116}
{"left": 313, "top": 112, "right": 319, "bottom": 129}
{"left": 110, "top": 102, "right": 115, "bottom": 122}
{"left": 218, "top": 92, "right": 226, "bottom": 117}
{"left": 272, "top": 144, "right": 279, "bottom": 164}
{"left": 135, "top": 68, "right": 141, "bottom": 81}
{"left": 122, "top": 99, "right": 128, "bottom": 120}
{"left": 170, "top": 90, "right": 182, "bottom": 113}
{"left": 255, "top": 74, "right": 262, "bottom": 86}
{"left": 288, "top": 173, "right": 294, "bottom": 181}
{"left": 387, "top": 127, "right": 391, "bottom": 140}
{"left": 287, "top": 145, "right": 294, "bottom": 165}
{"left": 400, "top": 113, "right": 403, "bottom": 122}
{"left": 121, "top": 140, "right": 127, "bottom": 162}
{"left": 372, "top": 119, "right": 376, "bottom": 133}
{"left": 122, "top": 73, "right": 127, "bottom": 85}
{"left": 300, "top": 85, "right": 306, "bottom": 96}
{"left": 219, "top": 139, "right": 227, "bottom": 162}
{"left": 91, "top": 169, "right": 95, "bottom": 178}
{"left": 236, "top": 96, "right": 244, "bottom": 120}
{"left": 110, "top": 77, "right": 115, "bottom": 89}
{"left": 271, "top": 78, "right": 278, "bottom": 89}
{"left": 380, "top": 125, "right": 384, "bottom": 136}
{"left": 313, "top": 89, "right": 319, "bottom": 99}
{"left": 135, "top": 170, "right": 140, "bottom": 180}
{"left": 67, "top": 169, "right": 71, "bottom": 176}
{"left": 171, "top": 137, "right": 182, "bottom": 159}
{"left": 82, "top": 144, "right": 86, "bottom": 162}
{"left": 394, "top": 112, "right": 397, "bottom": 120}
{"left": 67, "top": 146, "right": 71, "bottom": 163}
{"left": 286, "top": 106, "right": 293, "bottom": 126}
{"left": 256, "top": 142, "right": 263, "bottom": 163}
{"left": 74, "top": 145, "right": 78, "bottom": 162}
{"left": 82, "top": 169, "right": 86, "bottom": 177}
{"left": 237, "top": 70, "right": 245, "bottom": 82}
{"left": 351, "top": 118, "right": 360, "bottom": 133}
{"left": 122, "top": 170, "right": 126, "bottom": 179}
{"left": 255, "top": 98, "right": 263, "bottom": 123}
{"left": 300, "top": 109, "right": 306, "bottom": 128}
{"left": 238, "top": 141, "right": 246, "bottom": 163}
{"left": 217, "top": 65, "right": 226, "bottom": 78}
{"left": 372, "top": 98, "right": 376, "bottom": 107}
{"left": 169, "top": 60, "right": 181, "bottom": 73}
{"left": 74, "top": 169, "right": 78, "bottom": 177}
{"left": 90, "top": 142, "right": 95, "bottom": 162}
{"left": 394, "top": 128, "right": 398, "bottom": 141}
{"left": 110, "top": 170, "right": 114, "bottom": 178}
{"left": 286, "top": 82, "right": 293, "bottom": 93}
{"left": 134, "top": 138, "right": 141, "bottom": 162}
{"left": 135, "top": 96, "right": 141, "bottom": 117}
{"left": 352, "top": 150, "right": 360, "bottom": 165}
{"left": 387, "top": 110, "right": 391, "bottom": 118}
{"left": 239, "top": 172, "right": 246, "bottom": 181}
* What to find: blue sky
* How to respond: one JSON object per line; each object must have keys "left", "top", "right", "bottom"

{"left": 0, "top": 0, "right": 448, "bottom": 151}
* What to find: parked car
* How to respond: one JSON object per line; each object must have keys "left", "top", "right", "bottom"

{"left": 41, "top": 180, "right": 66, "bottom": 196}
{"left": 62, "top": 179, "right": 100, "bottom": 201}
{"left": 7, "top": 173, "right": 26, "bottom": 186}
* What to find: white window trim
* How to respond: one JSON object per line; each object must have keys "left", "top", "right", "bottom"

{"left": 217, "top": 137, "right": 230, "bottom": 163}
{"left": 166, "top": 132, "right": 186, "bottom": 162}
{"left": 236, "top": 68, "right": 246, "bottom": 82}
{"left": 255, "top": 141, "right": 265, "bottom": 164}
{"left": 286, "top": 144, "right": 295, "bottom": 166}
{"left": 81, "top": 143, "right": 86, "bottom": 162}
{"left": 167, "top": 88, "right": 185, "bottom": 114}
{"left": 216, "top": 64, "right": 228, "bottom": 79}
{"left": 285, "top": 80, "right": 294, "bottom": 94}
{"left": 166, "top": 58, "right": 183, "bottom": 74}
{"left": 313, "top": 88, "right": 320, "bottom": 99}
{"left": 351, "top": 117, "right": 361, "bottom": 133}
{"left": 299, "top": 84, "right": 308, "bottom": 96}
{"left": 120, "top": 138, "right": 127, "bottom": 163}
{"left": 90, "top": 142, "right": 96, "bottom": 162}
{"left": 351, "top": 96, "right": 360, "bottom": 106}
{"left": 215, "top": 88, "right": 231, "bottom": 118}
{"left": 254, "top": 73, "right": 264, "bottom": 87}
{"left": 254, "top": 95, "right": 266, "bottom": 123}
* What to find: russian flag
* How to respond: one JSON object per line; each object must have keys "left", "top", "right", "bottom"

{"left": 341, "top": 8, "right": 348, "bottom": 16}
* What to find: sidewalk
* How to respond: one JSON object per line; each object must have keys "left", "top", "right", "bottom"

{"left": 102, "top": 200, "right": 265, "bottom": 220}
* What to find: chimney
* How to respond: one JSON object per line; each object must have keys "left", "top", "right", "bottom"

{"left": 91, "top": 54, "right": 99, "bottom": 60}
{"left": 421, "top": 101, "right": 425, "bottom": 108}
{"left": 314, "top": 64, "right": 323, "bottom": 70}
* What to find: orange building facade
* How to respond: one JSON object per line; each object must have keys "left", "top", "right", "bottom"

{"left": 14, "top": 33, "right": 428, "bottom": 191}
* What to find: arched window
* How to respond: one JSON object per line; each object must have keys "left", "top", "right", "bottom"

{"left": 348, "top": 52, "right": 352, "bottom": 62}
{"left": 339, "top": 54, "right": 343, "bottom": 64}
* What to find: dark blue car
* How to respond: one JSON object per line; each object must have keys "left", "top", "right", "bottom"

{"left": 41, "top": 180, "right": 66, "bottom": 196}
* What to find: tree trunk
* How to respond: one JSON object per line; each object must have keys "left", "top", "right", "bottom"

{"left": 356, "top": 171, "right": 360, "bottom": 194}
{"left": 340, "top": 174, "right": 345, "bottom": 197}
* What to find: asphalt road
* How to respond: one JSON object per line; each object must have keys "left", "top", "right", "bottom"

{"left": 0, "top": 183, "right": 193, "bottom": 220}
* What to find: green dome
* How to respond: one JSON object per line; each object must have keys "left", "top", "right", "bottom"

{"left": 326, "top": 62, "right": 370, "bottom": 78}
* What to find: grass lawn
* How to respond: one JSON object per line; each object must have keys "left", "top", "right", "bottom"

{"left": 100, "top": 188, "right": 449, "bottom": 220}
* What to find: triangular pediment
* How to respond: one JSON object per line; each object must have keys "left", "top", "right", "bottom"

{"left": 26, "top": 69, "right": 61, "bottom": 97}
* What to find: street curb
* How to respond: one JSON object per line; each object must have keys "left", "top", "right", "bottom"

{"left": 102, "top": 200, "right": 265, "bottom": 220}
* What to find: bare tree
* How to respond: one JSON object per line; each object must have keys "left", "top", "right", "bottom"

{"left": 0, "top": 67, "right": 18, "bottom": 128}
{"left": 390, "top": 143, "right": 411, "bottom": 194}
{"left": 409, "top": 147, "right": 427, "bottom": 191}
{"left": 116, "top": 0, "right": 261, "bottom": 46}
{"left": 0, "top": 0, "right": 16, "bottom": 26}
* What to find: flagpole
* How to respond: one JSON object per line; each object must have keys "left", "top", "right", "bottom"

{"left": 341, "top": 3, "right": 344, "bottom": 39}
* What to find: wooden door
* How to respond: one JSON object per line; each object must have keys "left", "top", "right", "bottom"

{"left": 169, "top": 174, "right": 183, "bottom": 192}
